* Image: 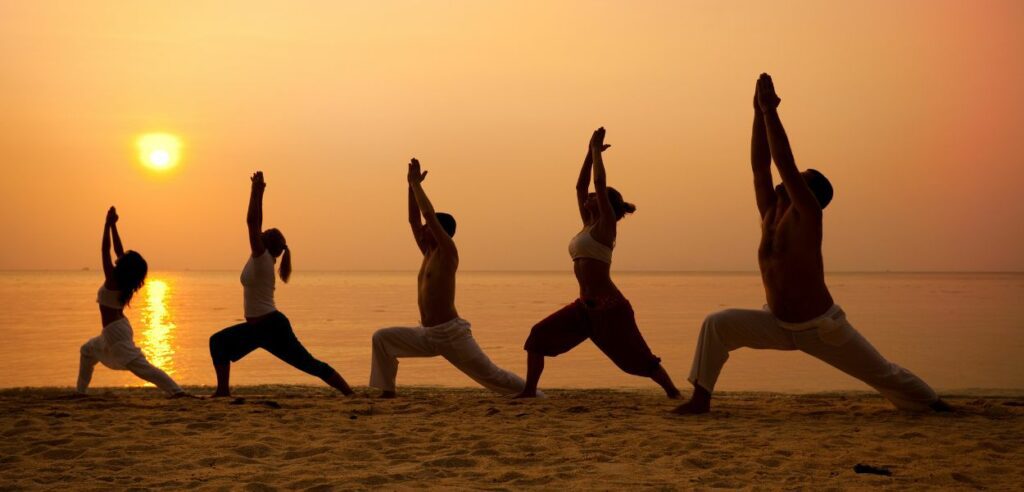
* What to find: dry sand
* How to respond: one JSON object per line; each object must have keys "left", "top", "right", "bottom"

{"left": 1, "top": 386, "right": 1022, "bottom": 490}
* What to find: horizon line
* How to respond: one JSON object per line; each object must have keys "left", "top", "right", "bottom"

{"left": 2, "top": 269, "right": 1022, "bottom": 275}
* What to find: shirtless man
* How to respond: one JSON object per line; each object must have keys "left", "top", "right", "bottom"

{"left": 674, "top": 74, "right": 949, "bottom": 414}
{"left": 369, "top": 158, "right": 529, "bottom": 397}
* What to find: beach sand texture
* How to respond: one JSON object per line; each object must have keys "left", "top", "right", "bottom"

{"left": 2, "top": 386, "right": 1022, "bottom": 490}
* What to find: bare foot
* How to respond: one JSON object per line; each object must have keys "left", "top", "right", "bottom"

{"left": 378, "top": 390, "right": 397, "bottom": 399}
{"left": 672, "top": 384, "right": 711, "bottom": 414}
{"left": 210, "top": 390, "right": 231, "bottom": 398}
{"left": 671, "top": 399, "right": 710, "bottom": 415}
{"left": 666, "top": 389, "right": 683, "bottom": 400}
{"left": 514, "top": 390, "right": 538, "bottom": 399}
{"left": 930, "top": 398, "right": 953, "bottom": 412}
{"left": 171, "top": 392, "right": 199, "bottom": 399}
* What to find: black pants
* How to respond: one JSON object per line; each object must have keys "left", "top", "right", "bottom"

{"left": 209, "top": 311, "right": 335, "bottom": 380}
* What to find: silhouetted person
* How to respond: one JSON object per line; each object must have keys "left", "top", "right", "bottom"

{"left": 76, "top": 206, "right": 186, "bottom": 396}
{"left": 516, "top": 128, "right": 681, "bottom": 399}
{"left": 369, "top": 159, "right": 529, "bottom": 397}
{"left": 674, "top": 74, "right": 950, "bottom": 414}
{"left": 209, "top": 172, "right": 353, "bottom": 397}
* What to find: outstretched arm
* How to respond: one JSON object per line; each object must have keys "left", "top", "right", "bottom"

{"left": 589, "top": 128, "right": 616, "bottom": 234}
{"left": 247, "top": 171, "right": 267, "bottom": 257}
{"left": 101, "top": 208, "right": 115, "bottom": 282}
{"left": 108, "top": 206, "right": 125, "bottom": 258}
{"left": 407, "top": 158, "right": 456, "bottom": 254}
{"left": 408, "top": 184, "right": 427, "bottom": 254}
{"left": 576, "top": 148, "right": 593, "bottom": 223}
{"left": 576, "top": 142, "right": 611, "bottom": 224}
{"left": 757, "top": 73, "right": 821, "bottom": 217}
{"left": 751, "top": 84, "right": 775, "bottom": 218}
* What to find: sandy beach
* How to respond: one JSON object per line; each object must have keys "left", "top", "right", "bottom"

{"left": 1, "top": 386, "right": 1022, "bottom": 490}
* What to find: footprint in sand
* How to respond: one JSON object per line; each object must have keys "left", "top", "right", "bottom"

{"left": 41, "top": 448, "right": 87, "bottom": 460}
{"left": 423, "top": 457, "right": 477, "bottom": 468}
{"left": 898, "top": 432, "right": 926, "bottom": 439}
{"left": 242, "top": 482, "right": 276, "bottom": 492}
{"left": 234, "top": 443, "right": 274, "bottom": 459}
{"left": 282, "top": 446, "right": 331, "bottom": 460}
{"left": 951, "top": 472, "right": 981, "bottom": 486}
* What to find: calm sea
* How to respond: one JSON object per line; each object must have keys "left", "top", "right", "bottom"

{"left": 0, "top": 271, "right": 1021, "bottom": 392}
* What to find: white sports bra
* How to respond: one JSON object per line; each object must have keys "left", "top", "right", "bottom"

{"left": 569, "top": 227, "right": 613, "bottom": 264}
{"left": 97, "top": 285, "right": 124, "bottom": 309}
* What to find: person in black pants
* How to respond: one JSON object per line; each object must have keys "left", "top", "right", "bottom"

{"left": 209, "top": 171, "right": 354, "bottom": 398}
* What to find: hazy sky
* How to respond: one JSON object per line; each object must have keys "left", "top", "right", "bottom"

{"left": 1, "top": 1, "right": 1022, "bottom": 272}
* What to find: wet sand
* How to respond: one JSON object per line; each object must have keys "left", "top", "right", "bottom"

{"left": 1, "top": 386, "right": 1022, "bottom": 490}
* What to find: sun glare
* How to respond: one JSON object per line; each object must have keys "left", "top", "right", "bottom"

{"left": 137, "top": 133, "right": 181, "bottom": 171}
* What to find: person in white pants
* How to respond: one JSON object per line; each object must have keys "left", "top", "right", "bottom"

{"left": 78, "top": 319, "right": 183, "bottom": 395}
{"left": 674, "top": 74, "right": 947, "bottom": 414}
{"left": 76, "top": 207, "right": 186, "bottom": 397}
{"left": 369, "top": 159, "right": 528, "bottom": 397}
{"left": 371, "top": 318, "right": 527, "bottom": 395}
{"left": 688, "top": 306, "right": 938, "bottom": 411}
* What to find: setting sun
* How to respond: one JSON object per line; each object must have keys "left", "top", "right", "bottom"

{"left": 136, "top": 133, "right": 181, "bottom": 171}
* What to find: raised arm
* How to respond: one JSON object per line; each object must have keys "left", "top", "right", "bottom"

{"left": 576, "top": 141, "right": 611, "bottom": 224}
{"left": 101, "top": 208, "right": 115, "bottom": 282}
{"left": 408, "top": 184, "right": 427, "bottom": 254}
{"left": 108, "top": 207, "right": 125, "bottom": 258}
{"left": 757, "top": 73, "right": 822, "bottom": 217}
{"left": 751, "top": 84, "right": 776, "bottom": 218}
{"left": 576, "top": 147, "right": 594, "bottom": 223}
{"left": 589, "top": 128, "right": 616, "bottom": 228}
{"left": 407, "top": 158, "right": 456, "bottom": 254}
{"left": 247, "top": 171, "right": 267, "bottom": 257}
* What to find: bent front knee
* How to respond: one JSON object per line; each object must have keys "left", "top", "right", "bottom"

{"left": 209, "top": 333, "right": 230, "bottom": 364}
{"left": 371, "top": 329, "right": 390, "bottom": 349}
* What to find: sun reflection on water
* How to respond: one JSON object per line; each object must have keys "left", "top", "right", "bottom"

{"left": 138, "top": 278, "right": 177, "bottom": 384}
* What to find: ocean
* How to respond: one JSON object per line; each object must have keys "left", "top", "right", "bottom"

{"left": 1, "top": 271, "right": 1021, "bottom": 392}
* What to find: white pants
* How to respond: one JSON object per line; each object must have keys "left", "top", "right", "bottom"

{"left": 688, "top": 305, "right": 938, "bottom": 411}
{"left": 370, "top": 318, "right": 527, "bottom": 395}
{"left": 77, "top": 318, "right": 183, "bottom": 395}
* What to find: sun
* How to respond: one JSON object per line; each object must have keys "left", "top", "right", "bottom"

{"left": 137, "top": 133, "right": 182, "bottom": 171}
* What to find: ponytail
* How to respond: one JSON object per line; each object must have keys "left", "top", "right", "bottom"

{"left": 279, "top": 245, "right": 292, "bottom": 283}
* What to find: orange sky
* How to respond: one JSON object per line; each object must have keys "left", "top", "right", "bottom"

{"left": 1, "top": 1, "right": 1022, "bottom": 272}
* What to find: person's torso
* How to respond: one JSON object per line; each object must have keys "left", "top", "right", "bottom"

{"left": 757, "top": 204, "right": 833, "bottom": 322}
{"left": 241, "top": 252, "right": 277, "bottom": 318}
{"left": 570, "top": 227, "right": 619, "bottom": 300}
{"left": 97, "top": 284, "right": 126, "bottom": 327}
{"left": 417, "top": 248, "right": 459, "bottom": 327}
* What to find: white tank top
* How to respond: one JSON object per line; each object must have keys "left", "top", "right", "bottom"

{"left": 241, "top": 251, "right": 277, "bottom": 318}
{"left": 96, "top": 285, "right": 125, "bottom": 309}
{"left": 568, "top": 227, "right": 614, "bottom": 264}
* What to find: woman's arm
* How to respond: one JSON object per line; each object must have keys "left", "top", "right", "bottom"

{"left": 108, "top": 207, "right": 125, "bottom": 258}
{"left": 101, "top": 208, "right": 115, "bottom": 283}
{"left": 247, "top": 171, "right": 267, "bottom": 257}
{"left": 589, "top": 128, "right": 615, "bottom": 221}
{"left": 576, "top": 141, "right": 611, "bottom": 224}
{"left": 576, "top": 147, "right": 594, "bottom": 223}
